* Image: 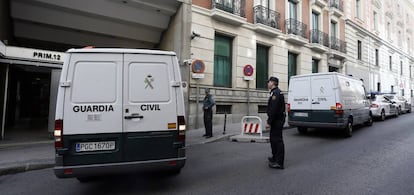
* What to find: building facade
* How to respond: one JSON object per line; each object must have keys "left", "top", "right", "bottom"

{"left": 344, "top": 0, "right": 414, "bottom": 100}
{"left": 0, "top": 0, "right": 191, "bottom": 140}
{"left": 188, "top": 0, "right": 347, "bottom": 128}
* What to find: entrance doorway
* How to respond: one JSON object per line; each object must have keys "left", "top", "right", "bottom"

{"left": 4, "top": 65, "right": 52, "bottom": 141}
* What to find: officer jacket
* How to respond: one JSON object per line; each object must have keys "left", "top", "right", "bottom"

{"left": 267, "top": 87, "right": 286, "bottom": 124}
{"left": 203, "top": 94, "right": 215, "bottom": 110}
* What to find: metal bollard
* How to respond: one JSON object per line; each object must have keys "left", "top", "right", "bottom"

{"left": 223, "top": 113, "right": 227, "bottom": 134}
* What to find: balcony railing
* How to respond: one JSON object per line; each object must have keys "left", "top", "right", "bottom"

{"left": 285, "top": 18, "right": 307, "bottom": 39}
{"left": 330, "top": 36, "right": 346, "bottom": 53}
{"left": 253, "top": 5, "right": 281, "bottom": 30}
{"left": 212, "top": 0, "right": 245, "bottom": 18}
{"left": 329, "top": 0, "right": 343, "bottom": 12}
{"left": 310, "top": 29, "right": 329, "bottom": 47}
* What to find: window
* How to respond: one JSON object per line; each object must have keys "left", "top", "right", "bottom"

{"left": 375, "top": 49, "right": 379, "bottom": 66}
{"left": 398, "top": 31, "right": 402, "bottom": 47}
{"left": 373, "top": 12, "right": 378, "bottom": 31}
{"left": 411, "top": 89, "right": 413, "bottom": 98}
{"left": 312, "top": 11, "right": 319, "bottom": 30}
{"left": 389, "top": 56, "right": 392, "bottom": 70}
{"left": 401, "top": 61, "right": 403, "bottom": 75}
{"left": 402, "top": 89, "right": 405, "bottom": 96}
{"left": 408, "top": 38, "right": 411, "bottom": 52}
{"left": 216, "top": 105, "right": 232, "bottom": 114}
{"left": 329, "top": 66, "right": 339, "bottom": 72}
{"left": 258, "top": 105, "right": 267, "bottom": 113}
{"left": 331, "top": 20, "right": 337, "bottom": 38}
{"left": 357, "top": 40, "right": 362, "bottom": 60}
{"left": 289, "top": 0, "right": 297, "bottom": 20}
{"left": 387, "top": 22, "right": 391, "bottom": 39}
{"left": 377, "top": 82, "right": 381, "bottom": 92}
{"left": 288, "top": 52, "right": 297, "bottom": 84}
{"left": 356, "top": 0, "right": 361, "bottom": 19}
{"left": 391, "top": 85, "right": 394, "bottom": 93}
{"left": 256, "top": 45, "right": 269, "bottom": 89}
{"left": 214, "top": 34, "right": 232, "bottom": 87}
{"left": 312, "top": 59, "right": 319, "bottom": 73}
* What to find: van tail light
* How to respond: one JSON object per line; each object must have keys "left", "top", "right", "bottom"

{"left": 54, "top": 120, "right": 63, "bottom": 148}
{"left": 335, "top": 103, "right": 344, "bottom": 114}
{"left": 370, "top": 104, "right": 379, "bottom": 108}
{"left": 177, "top": 116, "right": 186, "bottom": 143}
{"left": 287, "top": 103, "right": 291, "bottom": 114}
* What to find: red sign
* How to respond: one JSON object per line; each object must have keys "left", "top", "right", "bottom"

{"left": 191, "top": 59, "right": 205, "bottom": 73}
{"left": 243, "top": 64, "right": 254, "bottom": 77}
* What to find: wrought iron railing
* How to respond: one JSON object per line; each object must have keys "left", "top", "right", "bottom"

{"left": 253, "top": 5, "right": 281, "bottom": 30}
{"left": 212, "top": 0, "right": 246, "bottom": 18}
{"left": 329, "top": 0, "right": 344, "bottom": 12}
{"left": 330, "top": 36, "right": 346, "bottom": 53}
{"left": 285, "top": 18, "right": 307, "bottom": 39}
{"left": 310, "top": 29, "right": 329, "bottom": 47}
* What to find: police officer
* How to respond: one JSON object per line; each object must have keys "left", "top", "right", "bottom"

{"left": 266, "top": 76, "right": 286, "bottom": 169}
{"left": 203, "top": 88, "right": 215, "bottom": 138}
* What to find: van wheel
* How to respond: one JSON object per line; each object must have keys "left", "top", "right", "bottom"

{"left": 344, "top": 119, "right": 353, "bottom": 138}
{"left": 297, "top": 127, "right": 308, "bottom": 134}
{"left": 408, "top": 108, "right": 412, "bottom": 113}
{"left": 364, "top": 114, "right": 373, "bottom": 126}
{"left": 395, "top": 108, "right": 400, "bottom": 117}
{"left": 380, "top": 110, "right": 386, "bottom": 121}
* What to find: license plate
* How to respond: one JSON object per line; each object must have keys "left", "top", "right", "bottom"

{"left": 75, "top": 141, "right": 115, "bottom": 152}
{"left": 294, "top": 112, "right": 308, "bottom": 117}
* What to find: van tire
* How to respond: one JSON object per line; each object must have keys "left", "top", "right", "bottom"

{"left": 297, "top": 127, "right": 308, "bottom": 134}
{"left": 364, "top": 114, "right": 373, "bottom": 126}
{"left": 380, "top": 110, "right": 386, "bottom": 121}
{"left": 344, "top": 119, "right": 353, "bottom": 138}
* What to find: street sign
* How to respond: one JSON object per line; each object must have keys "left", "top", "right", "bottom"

{"left": 243, "top": 64, "right": 254, "bottom": 77}
{"left": 191, "top": 59, "right": 205, "bottom": 73}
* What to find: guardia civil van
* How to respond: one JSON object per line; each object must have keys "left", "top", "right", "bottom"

{"left": 54, "top": 48, "right": 186, "bottom": 181}
{"left": 287, "top": 72, "right": 373, "bottom": 137}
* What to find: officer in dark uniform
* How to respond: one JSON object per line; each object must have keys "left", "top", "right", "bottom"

{"left": 203, "top": 88, "right": 215, "bottom": 138}
{"left": 266, "top": 76, "right": 286, "bottom": 169}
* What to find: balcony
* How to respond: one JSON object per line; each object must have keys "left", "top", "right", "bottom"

{"left": 309, "top": 29, "right": 329, "bottom": 53}
{"left": 211, "top": 0, "right": 246, "bottom": 26}
{"left": 253, "top": 5, "right": 282, "bottom": 37}
{"left": 313, "top": 0, "right": 328, "bottom": 8}
{"left": 330, "top": 36, "right": 347, "bottom": 59}
{"left": 329, "top": 0, "right": 344, "bottom": 17}
{"left": 285, "top": 18, "right": 308, "bottom": 45}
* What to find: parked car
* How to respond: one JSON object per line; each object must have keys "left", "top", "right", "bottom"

{"left": 369, "top": 94, "right": 399, "bottom": 121}
{"left": 384, "top": 94, "right": 411, "bottom": 114}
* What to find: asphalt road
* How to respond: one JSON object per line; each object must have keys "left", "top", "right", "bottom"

{"left": 1, "top": 114, "right": 414, "bottom": 195}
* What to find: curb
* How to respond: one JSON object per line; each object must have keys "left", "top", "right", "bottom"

{"left": 0, "top": 140, "right": 54, "bottom": 149}
{"left": 0, "top": 160, "right": 54, "bottom": 176}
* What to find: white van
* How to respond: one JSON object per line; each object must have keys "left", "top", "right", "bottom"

{"left": 54, "top": 48, "right": 186, "bottom": 180}
{"left": 288, "top": 72, "right": 373, "bottom": 137}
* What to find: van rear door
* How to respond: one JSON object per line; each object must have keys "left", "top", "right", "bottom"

{"left": 289, "top": 76, "right": 312, "bottom": 110}
{"left": 123, "top": 54, "right": 178, "bottom": 162}
{"left": 310, "top": 75, "right": 336, "bottom": 110}
{"left": 62, "top": 53, "right": 123, "bottom": 166}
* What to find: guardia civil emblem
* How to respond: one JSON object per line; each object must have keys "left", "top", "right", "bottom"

{"left": 145, "top": 75, "right": 154, "bottom": 89}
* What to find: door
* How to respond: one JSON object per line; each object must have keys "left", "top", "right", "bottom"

{"left": 62, "top": 53, "right": 123, "bottom": 165}
{"left": 289, "top": 76, "right": 312, "bottom": 110}
{"left": 123, "top": 54, "right": 178, "bottom": 161}
{"left": 311, "top": 75, "right": 336, "bottom": 110}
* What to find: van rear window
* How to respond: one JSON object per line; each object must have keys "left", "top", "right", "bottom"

{"left": 72, "top": 62, "right": 117, "bottom": 103}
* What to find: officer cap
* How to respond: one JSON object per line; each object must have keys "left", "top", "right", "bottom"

{"left": 267, "top": 76, "right": 279, "bottom": 83}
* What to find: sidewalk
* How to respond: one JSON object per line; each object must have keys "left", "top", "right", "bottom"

{"left": 0, "top": 122, "right": 243, "bottom": 176}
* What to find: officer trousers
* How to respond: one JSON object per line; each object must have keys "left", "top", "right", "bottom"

{"left": 270, "top": 120, "right": 285, "bottom": 166}
{"left": 204, "top": 109, "right": 213, "bottom": 136}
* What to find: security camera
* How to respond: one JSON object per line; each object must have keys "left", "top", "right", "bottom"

{"left": 191, "top": 31, "right": 201, "bottom": 40}
{"left": 182, "top": 59, "right": 193, "bottom": 65}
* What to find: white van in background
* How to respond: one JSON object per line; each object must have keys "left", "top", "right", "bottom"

{"left": 54, "top": 48, "right": 186, "bottom": 181}
{"left": 288, "top": 72, "right": 373, "bottom": 137}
